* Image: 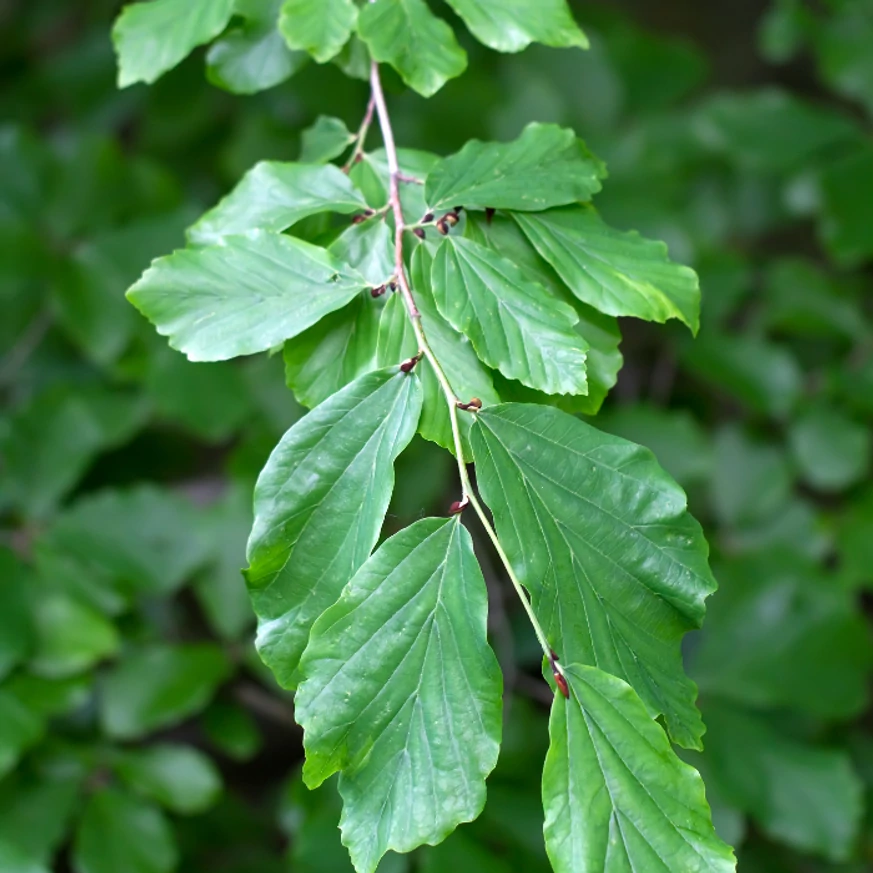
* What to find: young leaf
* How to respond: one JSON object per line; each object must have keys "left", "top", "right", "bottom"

{"left": 112, "top": 0, "right": 235, "bottom": 88}
{"left": 357, "top": 0, "right": 468, "bottom": 98}
{"left": 444, "top": 0, "right": 587, "bottom": 53}
{"left": 283, "top": 294, "right": 381, "bottom": 408}
{"left": 296, "top": 517, "right": 502, "bottom": 873}
{"left": 72, "top": 789, "right": 177, "bottom": 873}
{"left": 425, "top": 124, "right": 605, "bottom": 212}
{"left": 188, "top": 161, "right": 367, "bottom": 244}
{"left": 279, "top": 0, "right": 358, "bottom": 64}
{"left": 472, "top": 404, "right": 717, "bottom": 749}
{"left": 431, "top": 236, "right": 588, "bottom": 396}
{"left": 513, "top": 205, "right": 701, "bottom": 332}
{"left": 543, "top": 664, "right": 735, "bottom": 873}
{"left": 300, "top": 116, "right": 356, "bottom": 164}
{"left": 245, "top": 368, "right": 423, "bottom": 687}
{"left": 377, "top": 246, "right": 500, "bottom": 454}
{"left": 127, "top": 230, "right": 369, "bottom": 361}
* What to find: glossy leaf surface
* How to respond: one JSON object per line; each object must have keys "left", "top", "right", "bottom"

{"left": 279, "top": 0, "right": 358, "bottom": 63}
{"left": 296, "top": 517, "right": 502, "bottom": 873}
{"left": 472, "top": 404, "right": 716, "bottom": 749}
{"left": 245, "top": 368, "right": 422, "bottom": 687}
{"left": 127, "top": 231, "right": 369, "bottom": 361}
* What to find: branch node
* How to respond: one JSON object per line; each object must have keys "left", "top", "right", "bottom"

{"left": 456, "top": 397, "right": 482, "bottom": 411}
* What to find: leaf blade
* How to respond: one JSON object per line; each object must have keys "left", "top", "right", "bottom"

{"left": 279, "top": 0, "right": 358, "bottom": 63}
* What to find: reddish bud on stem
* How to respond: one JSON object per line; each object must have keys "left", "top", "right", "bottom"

{"left": 457, "top": 397, "right": 482, "bottom": 411}
{"left": 371, "top": 285, "right": 386, "bottom": 298}
{"left": 400, "top": 355, "right": 421, "bottom": 373}
{"left": 436, "top": 219, "right": 449, "bottom": 235}
{"left": 422, "top": 212, "right": 434, "bottom": 223}
{"left": 413, "top": 228, "right": 426, "bottom": 239}
{"left": 554, "top": 671, "right": 570, "bottom": 699}
{"left": 449, "top": 499, "right": 468, "bottom": 515}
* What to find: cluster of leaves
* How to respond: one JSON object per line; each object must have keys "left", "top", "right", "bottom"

{"left": 1, "top": 1, "right": 872, "bottom": 872}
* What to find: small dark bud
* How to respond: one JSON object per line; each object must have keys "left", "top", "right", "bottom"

{"left": 388, "top": 280, "right": 397, "bottom": 292}
{"left": 436, "top": 219, "right": 449, "bottom": 235}
{"left": 454, "top": 205, "right": 463, "bottom": 212}
{"left": 485, "top": 207, "right": 495, "bottom": 225}
{"left": 400, "top": 356, "right": 419, "bottom": 373}
{"left": 371, "top": 285, "right": 386, "bottom": 298}
{"left": 444, "top": 212, "right": 460, "bottom": 227}
{"left": 449, "top": 499, "right": 468, "bottom": 515}
{"left": 354, "top": 152, "right": 364, "bottom": 164}
{"left": 422, "top": 212, "right": 434, "bottom": 223}
{"left": 352, "top": 214, "right": 367, "bottom": 224}
{"left": 413, "top": 227, "right": 426, "bottom": 239}
{"left": 457, "top": 397, "right": 482, "bottom": 411}
{"left": 554, "top": 671, "right": 570, "bottom": 699}
{"left": 550, "top": 649, "right": 560, "bottom": 664}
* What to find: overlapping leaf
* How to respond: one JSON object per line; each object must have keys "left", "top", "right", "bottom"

{"left": 245, "top": 368, "right": 422, "bottom": 687}
{"left": 296, "top": 517, "right": 502, "bottom": 873}
{"left": 543, "top": 664, "right": 735, "bottom": 873}
{"left": 431, "top": 236, "right": 588, "bottom": 396}
{"left": 357, "top": 0, "right": 467, "bottom": 98}
{"left": 188, "top": 161, "right": 366, "bottom": 244}
{"left": 279, "top": 0, "right": 358, "bottom": 63}
{"left": 127, "top": 230, "right": 369, "bottom": 361}
{"left": 445, "top": 0, "right": 587, "bottom": 53}
{"left": 472, "top": 403, "right": 717, "bottom": 749}
{"left": 513, "top": 205, "right": 701, "bottom": 331}
{"left": 113, "top": 0, "right": 235, "bottom": 87}
{"left": 425, "top": 124, "right": 605, "bottom": 212}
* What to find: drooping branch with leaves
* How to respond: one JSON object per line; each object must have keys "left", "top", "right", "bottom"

{"left": 114, "top": 0, "right": 736, "bottom": 870}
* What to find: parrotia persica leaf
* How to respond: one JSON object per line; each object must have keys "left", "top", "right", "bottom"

{"left": 471, "top": 404, "right": 717, "bottom": 749}
{"left": 296, "top": 516, "right": 502, "bottom": 873}
{"left": 444, "top": 0, "right": 587, "bottom": 53}
{"left": 513, "top": 205, "right": 701, "bottom": 332}
{"left": 329, "top": 220, "right": 395, "bottom": 286}
{"left": 425, "top": 123, "right": 606, "bottom": 212}
{"left": 279, "top": 0, "right": 358, "bottom": 63}
{"left": 126, "top": 230, "right": 369, "bottom": 361}
{"left": 188, "top": 161, "right": 367, "bottom": 244}
{"left": 112, "top": 0, "right": 235, "bottom": 88}
{"left": 543, "top": 664, "right": 735, "bottom": 873}
{"left": 431, "top": 236, "right": 589, "bottom": 396}
{"left": 377, "top": 246, "right": 500, "bottom": 455}
{"left": 245, "top": 368, "right": 422, "bottom": 688}
{"left": 357, "top": 0, "right": 468, "bottom": 98}
{"left": 300, "top": 115, "right": 356, "bottom": 164}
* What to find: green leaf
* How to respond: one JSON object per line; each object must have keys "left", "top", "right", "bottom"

{"left": 543, "top": 664, "right": 735, "bottom": 873}
{"left": 472, "top": 404, "right": 717, "bottom": 749}
{"left": 0, "top": 692, "right": 44, "bottom": 780}
{"left": 284, "top": 294, "right": 381, "bottom": 408}
{"left": 127, "top": 231, "right": 369, "bottom": 361}
{"left": 788, "top": 403, "right": 871, "bottom": 492}
{"left": 100, "top": 644, "right": 232, "bottom": 740}
{"left": 357, "top": 0, "right": 468, "bottom": 98}
{"left": 279, "top": 0, "right": 358, "bottom": 63}
{"left": 1, "top": 386, "right": 146, "bottom": 519}
{"left": 296, "top": 517, "right": 502, "bottom": 873}
{"left": 432, "top": 236, "right": 588, "bottom": 395}
{"left": 425, "top": 123, "right": 605, "bottom": 212}
{"left": 820, "top": 143, "right": 873, "bottom": 266}
{"left": 377, "top": 246, "right": 500, "bottom": 454}
{"left": 701, "top": 701, "right": 863, "bottom": 861}
{"left": 444, "top": 0, "right": 586, "bottom": 53}
{"left": 207, "top": 12, "right": 307, "bottom": 95}
{"left": 0, "top": 550, "right": 34, "bottom": 680}
{"left": 245, "top": 368, "right": 422, "bottom": 687}
{"left": 690, "top": 552, "right": 871, "bottom": 719}
{"left": 513, "top": 205, "right": 700, "bottom": 332}
{"left": 329, "top": 220, "right": 395, "bottom": 287}
{"left": 300, "top": 116, "right": 356, "bottom": 164}
{"left": 0, "top": 842, "right": 50, "bottom": 873}
{"left": 202, "top": 701, "right": 263, "bottom": 761}
{"left": 30, "top": 590, "right": 119, "bottom": 678}
{"left": 115, "top": 744, "right": 223, "bottom": 814}
{"left": 2, "top": 674, "right": 91, "bottom": 719}
{"left": 72, "top": 789, "right": 177, "bottom": 873}
{"left": 817, "top": 4, "right": 873, "bottom": 117}
{"left": 188, "top": 161, "right": 367, "bottom": 244}
{"left": 112, "top": 0, "right": 236, "bottom": 87}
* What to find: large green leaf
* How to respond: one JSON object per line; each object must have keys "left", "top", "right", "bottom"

{"left": 72, "top": 789, "right": 177, "bottom": 873}
{"left": 820, "top": 143, "right": 873, "bottom": 266}
{"left": 431, "top": 236, "right": 588, "bottom": 396}
{"left": 471, "top": 404, "right": 716, "bottom": 749}
{"left": 0, "top": 550, "right": 33, "bottom": 681}
{"left": 445, "top": 0, "right": 586, "bottom": 53}
{"left": 112, "top": 0, "right": 235, "bottom": 87}
{"left": 279, "top": 0, "right": 357, "bottom": 63}
{"left": 100, "top": 644, "right": 231, "bottom": 739}
{"left": 513, "top": 205, "right": 700, "bottom": 332}
{"left": 357, "top": 0, "right": 467, "bottom": 98}
{"left": 283, "top": 294, "right": 382, "bottom": 408}
{"left": 296, "top": 517, "right": 502, "bottom": 873}
{"left": 377, "top": 246, "right": 500, "bottom": 454}
{"left": 329, "top": 220, "right": 395, "bottom": 287}
{"left": 127, "top": 231, "right": 369, "bottom": 361}
{"left": 188, "top": 161, "right": 366, "bottom": 244}
{"left": 425, "top": 124, "right": 605, "bottom": 212}
{"left": 245, "top": 368, "right": 422, "bottom": 687}
{"left": 543, "top": 664, "right": 735, "bottom": 873}
{"left": 0, "top": 692, "right": 43, "bottom": 780}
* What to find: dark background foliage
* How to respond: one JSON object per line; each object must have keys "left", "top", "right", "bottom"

{"left": 1, "top": 1, "right": 873, "bottom": 871}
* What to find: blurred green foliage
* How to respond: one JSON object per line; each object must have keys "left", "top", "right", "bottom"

{"left": 1, "top": 0, "right": 873, "bottom": 871}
